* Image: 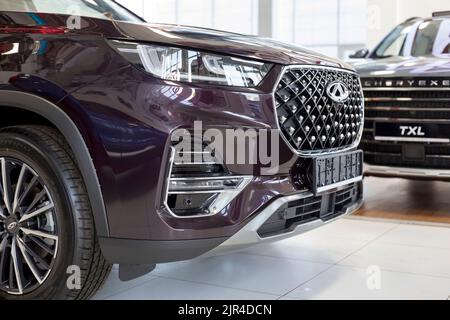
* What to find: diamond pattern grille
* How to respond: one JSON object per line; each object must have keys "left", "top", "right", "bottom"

{"left": 275, "top": 67, "right": 364, "bottom": 153}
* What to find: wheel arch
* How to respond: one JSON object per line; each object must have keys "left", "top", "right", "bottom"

{"left": 0, "top": 90, "right": 109, "bottom": 237}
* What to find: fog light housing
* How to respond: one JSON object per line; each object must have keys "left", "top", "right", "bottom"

{"left": 164, "top": 148, "right": 252, "bottom": 218}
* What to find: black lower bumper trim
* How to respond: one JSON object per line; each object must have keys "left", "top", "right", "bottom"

{"left": 257, "top": 182, "right": 362, "bottom": 238}
{"left": 99, "top": 236, "right": 228, "bottom": 265}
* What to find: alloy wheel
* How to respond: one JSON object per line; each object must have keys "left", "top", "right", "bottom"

{"left": 0, "top": 157, "right": 58, "bottom": 295}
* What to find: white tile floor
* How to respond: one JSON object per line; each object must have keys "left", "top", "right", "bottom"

{"left": 93, "top": 218, "right": 450, "bottom": 300}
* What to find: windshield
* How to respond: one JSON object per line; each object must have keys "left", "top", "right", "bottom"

{"left": 0, "top": 0, "right": 143, "bottom": 23}
{"left": 412, "top": 20, "right": 450, "bottom": 56}
{"left": 373, "top": 22, "right": 414, "bottom": 58}
{"left": 373, "top": 19, "right": 450, "bottom": 58}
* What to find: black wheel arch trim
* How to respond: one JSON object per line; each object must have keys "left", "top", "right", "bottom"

{"left": 0, "top": 90, "right": 109, "bottom": 237}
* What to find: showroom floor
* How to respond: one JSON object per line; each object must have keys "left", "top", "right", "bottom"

{"left": 356, "top": 178, "right": 450, "bottom": 224}
{"left": 94, "top": 217, "right": 450, "bottom": 300}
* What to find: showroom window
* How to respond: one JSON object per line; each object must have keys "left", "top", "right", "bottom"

{"left": 273, "top": 0, "right": 367, "bottom": 58}
{"left": 116, "top": 0, "right": 366, "bottom": 58}
{"left": 116, "top": 0, "right": 259, "bottom": 35}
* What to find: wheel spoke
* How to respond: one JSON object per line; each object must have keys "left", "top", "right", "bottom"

{"left": 15, "top": 175, "right": 38, "bottom": 214}
{"left": 0, "top": 170, "right": 4, "bottom": 210}
{"left": 0, "top": 235, "right": 9, "bottom": 284}
{"left": 27, "top": 235, "right": 55, "bottom": 256}
{"left": 16, "top": 237, "right": 43, "bottom": 284}
{"left": 12, "top": 164, "right": 27, "bottom": 214}
{"left": 8, "top": 258, "right": 14, "bottom": 290}
{"left": 0, "top": 234, "right": 7, "bottom": 254}
{"left": 20, "top": 227, "right": 58, "bottom": 241}
{"left": 18, "top": 236, "right": 50, "bottom": 269}
{"left": 19, "top": 203, "right": 55, "bottom": 224}
{"left": 10, "top": 238, "right": 24, "bottom": 294}
{"left": 23, "top": 189, "right": 48, "bottom": 216}
{"left": 1, "top": 158, "right": 12, "bottom": 214}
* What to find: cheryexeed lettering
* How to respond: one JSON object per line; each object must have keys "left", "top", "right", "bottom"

{"left": 364, "top": 79, "right": 450, "bottom": 87}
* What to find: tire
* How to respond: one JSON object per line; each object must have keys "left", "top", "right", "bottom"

{"left": 0, "top": 125, "right": 111, "bottom": 300}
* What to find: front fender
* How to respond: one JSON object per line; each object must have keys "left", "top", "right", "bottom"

{"left": 0, "top": 90, "right": 110, "bottom": 237}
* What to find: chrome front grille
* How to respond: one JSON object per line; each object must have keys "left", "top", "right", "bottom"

{"left": 275, "top": 66, "right": 364, "bottom": 154}
{"left": 363, "top": 78, "right": 450, "bottom": 124}
{"left": 364, "top": 89, "right": 450, "bottom": 122}
{"left": 361, "top": 78, "right": 450, "bottom": 169}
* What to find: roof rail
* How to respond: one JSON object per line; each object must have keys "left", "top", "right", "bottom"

{"left": 432, "top": 11, "right": 450, "bottom": 17}
{"left": 404, "top": 17, "right": 421, "bottom": 23}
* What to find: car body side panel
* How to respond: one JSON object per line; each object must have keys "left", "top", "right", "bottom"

{"left": 0, "top": 32, "right": 132, "bottom": 237}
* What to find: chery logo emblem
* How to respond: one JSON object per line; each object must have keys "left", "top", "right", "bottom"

{"left": 7, "top": 222, "right": 18, "bottom": 231}
{"left": 327, "top": 80, "right": 350, "bottom": 103}
{"left": 400, "top": 126, "right": 425, "bottom": 136}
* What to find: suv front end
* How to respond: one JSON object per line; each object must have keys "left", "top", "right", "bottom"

{"left": 361, "top": 76, "right": 450, "bottom": 180}
{"left": 352, "top": 12, "right": 450, "bottom": 180}
{"left": 98, "top": 61, "right": 365, "bottom": 268}
{"left": 0, "top": 0, "right": 364, "bottom": 299}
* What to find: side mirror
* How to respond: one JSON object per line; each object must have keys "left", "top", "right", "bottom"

{"left": 349, "top": 48, "right": 369, "bottom": 59}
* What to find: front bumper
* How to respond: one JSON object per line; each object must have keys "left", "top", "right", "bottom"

{"left": 206, "top": 182, "right": 363, "bottom": 255}
{"left": 365, "top": 163, "right": 450, "bottom": 180}
{"left": 100, "top": 181, "right": 363, "bottom": 265}
{"left": 83, "top": 62, "right": 365, "bottom": 265}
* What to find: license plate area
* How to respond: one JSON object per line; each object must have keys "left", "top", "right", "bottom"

{"left": 374, "top": 122, "right": 450, "bottom": 144}
{"left": 312, "top": 150, "right": 363, "bottom": 194}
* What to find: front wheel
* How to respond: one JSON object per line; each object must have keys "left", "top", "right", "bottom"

{"left": 0, "top": 126, "right": 111, "bottom": 300}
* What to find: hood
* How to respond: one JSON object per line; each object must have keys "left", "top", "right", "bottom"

{"left": 111, "top": 22, "right": 354, "bottom": 70}
{"left": 353, "top": 55, "right": 450, "bottom": 78}
{"left": 0, "top": 12, "right": 353, "bottom": 70}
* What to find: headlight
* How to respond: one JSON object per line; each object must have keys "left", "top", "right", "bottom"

{"left": 108, "top": 40, "right": 273, "bottom": 87}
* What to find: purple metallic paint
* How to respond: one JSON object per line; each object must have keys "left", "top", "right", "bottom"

{"left": 0, "top": 12, "right": 355, "bottom": 241}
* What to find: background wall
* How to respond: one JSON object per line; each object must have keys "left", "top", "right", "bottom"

{"left": 272, "top": 0, "right": 367, "bottom": 58}
{"left": 115, "top": 0, "right": 259, "bottom": 34}
{"left": 116, "top": 0, "right": 449, "bottom": 58}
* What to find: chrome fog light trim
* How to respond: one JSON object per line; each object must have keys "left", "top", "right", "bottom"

{"left": 168, "top": 176, "right": 252, "bottom": 193}
{"left": 164, "top": 147, "right": 253, "bottom": 219}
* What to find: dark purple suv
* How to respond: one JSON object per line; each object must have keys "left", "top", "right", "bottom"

{"left": 0, "top": 0, "right": 364, "bottom": 299}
